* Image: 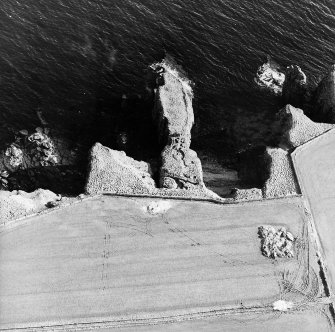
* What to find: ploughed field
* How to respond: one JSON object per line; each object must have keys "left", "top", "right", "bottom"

{"left": 0, "top": 195, "right": 333, "bottom": 331}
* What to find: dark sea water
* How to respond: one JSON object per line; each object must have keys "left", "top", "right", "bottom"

{"left": 0, "top": 0, "right": 334, "bottom": 158}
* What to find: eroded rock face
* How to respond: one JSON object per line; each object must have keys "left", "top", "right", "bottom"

{"left": 315, "top": 64, "right": 335, "bottom": 122}
{"left": 262, "top": 147, "right": 299, "bottom": 198}
{"left": 85, "top": 143, "right": 156, "bottom": 195}
{"left": 0, "top": 188, "right": 61, "bottom": 223}
{"left": 151, "top": 59, "right": 206, "bottom": 191}
{"left": 277, "top": 105, "right": 334, "bottom": 148}
{"left": 258, "top": 225, "right": 295, "bottom": 259}
{"left": 160, "top": 139, "right": 204, "bottom": 190}
{"left": 282, "top": 65, "right": 307, "bottom": 107}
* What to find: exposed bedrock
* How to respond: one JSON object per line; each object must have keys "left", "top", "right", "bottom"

{"left": 282, "top": 65, "right": 307, "bottom": 108}
{"left": 85, "top": 143, "right": 221, "bottom": 200}
{"left": 0, "top": 128, "right": 77, "bottom": 173}
{"left": 160, "top": 144, "right": 204, "bottom": 190}
{"left": 85, "top": 143, "right": 156, "bottom": 195}
{"left": 262, "top": 147, "right": 299, "bottom": 199}
{"left": 0, "top": 127, "right": 83, "bottom": 193}
{"left": 0, "top": 188, "right": 61, "bottom": 223}
{"left": 276, "top": 105, "right": 334, "bottom": 148}
{"left": 314, "top": 64, "right": 335, "bottom": 122}
{"left": 151, "top": 59, "right": 206, "bottom": 191}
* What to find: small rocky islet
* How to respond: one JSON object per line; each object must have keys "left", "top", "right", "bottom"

{"left": 1, "top": 56, "right": 335, "bottom": 222}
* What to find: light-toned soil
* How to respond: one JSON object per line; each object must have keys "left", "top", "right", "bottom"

{"left": 0, "top": 195, "right": 329, "bottom": 330}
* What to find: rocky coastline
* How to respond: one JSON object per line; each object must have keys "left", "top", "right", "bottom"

{"left": 1, "top": 56, "right": 335, "bottom": 222}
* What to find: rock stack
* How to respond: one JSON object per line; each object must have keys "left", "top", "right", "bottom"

{"left": 151, "top": 59, "right": 206, "bottom": 192}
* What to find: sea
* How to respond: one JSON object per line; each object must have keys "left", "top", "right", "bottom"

{"left": 0, "top": 0, "right": 334, "bottom": 159}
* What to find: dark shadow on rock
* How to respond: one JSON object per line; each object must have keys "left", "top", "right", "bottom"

{"left": 7, "top": 165, "right": 86, "bottom": 196}
{"left": 236, "top": 145, "right": 269, "bottom": 189}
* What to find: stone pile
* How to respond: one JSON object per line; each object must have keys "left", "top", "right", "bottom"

{"left": 258, "top": 225, "right": 295, "bottom": 259}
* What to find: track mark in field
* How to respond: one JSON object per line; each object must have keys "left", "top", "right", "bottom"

{"left": 161, "top": 214, "right": 249, "bottom": 265}
{"left": 100, "top": 217, "right": 154, "bottom": 290}
{"left": 101, "top": 221, "right": 117, "bottom": 290}
{"left": 267, "top": 222, "right": 333, "bottom": 323}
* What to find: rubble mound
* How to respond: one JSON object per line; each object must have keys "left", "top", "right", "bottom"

{"left": 85, "top": 143, "right": 156, "bottom": 195}
{"left": 262, "top": 147, "right": 299, "bottom": 198}
{"left": 282, "top": 65, "right": 307, "bottom": 107}
{"left": 258, "top": 225, "right": 295, "bottom": 258}
{"left": 278, "top": 105, "right": 334, "bottom": 148}
{"left": 0, "top": 188, "right": 61, "bottom": 223}
{"left": 314, "top": 64, "right": 335, "bottom": 122}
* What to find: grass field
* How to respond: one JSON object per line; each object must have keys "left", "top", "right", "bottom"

{"left": 0, "top": 195, "right": 332, "bottom": 331}
{"left": 293, "top": 129, "right": 335, "bottom": 293}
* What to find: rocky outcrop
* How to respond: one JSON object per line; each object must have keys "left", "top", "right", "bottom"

{"left": 0, "top": 188, "right": 61, "bottom": 223}
{"left": 85, "top": 142, "right": 221, "bottom": 200}
{"left": 151, "top": 58, "right": 206, "bottom": 191}
{"left": 85, "top": 143, "right": 156, "bottom": 195}
{"left": 0, "top": 128, "right": 77, "bottom": 173}
{"left": 277, "top": 105, "right": 334, "bottom": 148}
{"left": 314, "top": 64, "right": 335, "bottom": 122}
{"left": 282, "top": 65, "right": 307, "bottom": 107}
{"left": 254, "top": 58, "right": 285, "bottom": 95}
{"left": 0, "top": 127, "right": 80, "bottom": 192}
{"left": 262, "top": 147, "right": 299, "bottom": 198}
